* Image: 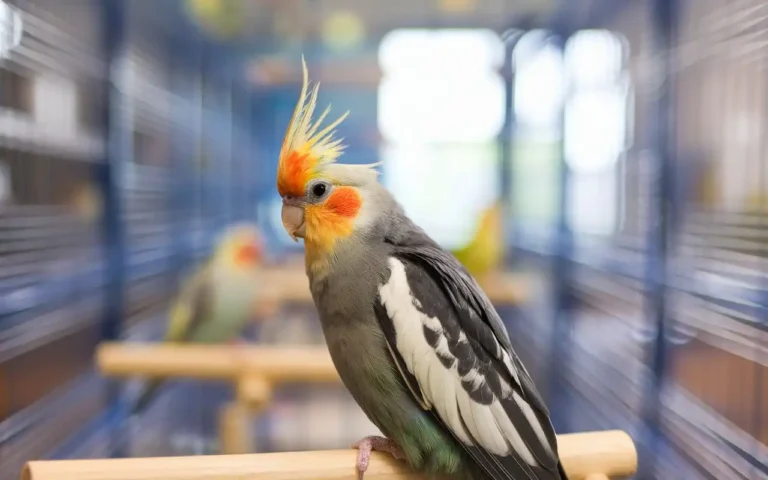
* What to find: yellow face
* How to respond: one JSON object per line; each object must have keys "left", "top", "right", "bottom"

{"left": 281, "top": 174, "right": 363, "bottom": 252}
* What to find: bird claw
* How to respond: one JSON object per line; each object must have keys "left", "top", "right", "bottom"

{"left": 352, "top": 436, "right": 405, "bottom": 479}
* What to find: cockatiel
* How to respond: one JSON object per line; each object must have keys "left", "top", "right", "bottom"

{"left": 276, "top": 59, "right": 567, "bottom": 480}
{"left": 132, "top": 223, "right": 266, "bottom": 415}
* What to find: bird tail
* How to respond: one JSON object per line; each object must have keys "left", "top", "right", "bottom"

{"left": 132, "top": 379, "right": 164, "bottom": 416}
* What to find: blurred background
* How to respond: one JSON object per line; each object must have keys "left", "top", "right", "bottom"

{"left": 0, "top": 0, "right": 764, "bottom": 479}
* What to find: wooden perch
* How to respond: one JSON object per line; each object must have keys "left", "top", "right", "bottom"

{"left": 96, "top": 343, "right": 340, "bottom": 383}
{"left": 262, "top": 264, "right": 529, "bottom": 305}
{"left": 23, "top": 430, "right": 636, "bottom": 480}
{"left": 97, "top": 343, "right": 342, "bottom": 454}
{"left": 476, "top": 270, "right": 529, "bottom": 305}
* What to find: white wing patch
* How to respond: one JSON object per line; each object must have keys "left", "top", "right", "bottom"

{"left": 378, "top": 257, "right": 539, "bottom": 465}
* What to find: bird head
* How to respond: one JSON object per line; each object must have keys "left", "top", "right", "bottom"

{"left": 216, "top": 223, "right": 264, "bottom": 269}
{"left": 277, "top": 58, "right": 380, "bottom": 257}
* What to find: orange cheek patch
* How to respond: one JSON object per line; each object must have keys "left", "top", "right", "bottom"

{"left": 325, "top": 187, "right": 362, "bottom": 218}
{"left": 303, "top": 187, "right": 362, "bottom": 252}
{"left": 277, "top": 150, "right": 316, "bottom": 197}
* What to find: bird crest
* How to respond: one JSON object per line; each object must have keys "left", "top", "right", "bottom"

{"left": 277, "top": 57, "right": 349, "bottom": 197}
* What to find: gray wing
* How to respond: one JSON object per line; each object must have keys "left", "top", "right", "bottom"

{"left": 373, "top": 226, "right": 565, "bottom": 480}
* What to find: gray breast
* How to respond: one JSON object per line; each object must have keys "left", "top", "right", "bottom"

{"left": 309, "top": 239, "right": 391, "bottom": 329}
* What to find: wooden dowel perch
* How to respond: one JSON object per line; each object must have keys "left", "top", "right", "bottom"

{"left": 23, "top": 430, "right": 636, "bottom": 480}
{"left": 97, "top": 343, "right": 342, "bottom": 455}
{"left": 96, "top": 343, "right": 340, "bottom": 382}
{"left": 475, "top": 270, "right": 529, "bottom": 305}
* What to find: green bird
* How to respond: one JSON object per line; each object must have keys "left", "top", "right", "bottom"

{"left": 274, "top": 59, "right": 567, "bottom": 479}
{"left": 132, "top": 223, "right": 266, "bottom": 415}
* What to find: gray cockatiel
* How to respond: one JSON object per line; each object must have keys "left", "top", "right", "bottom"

{"left": 276, "top": 59, "right": 568, "bottom": 480}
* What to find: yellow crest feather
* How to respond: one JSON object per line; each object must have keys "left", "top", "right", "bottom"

{"left": 279, "top": 56, "right": 349, "bottom": 168}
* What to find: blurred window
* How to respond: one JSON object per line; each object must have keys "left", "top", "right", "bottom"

{"left": 511, "top": 30, "right": 565, "bottom": 225}
{"left": 510, "top": 29, "right": 629, "bottom": 235}
{"left": 0, "top": 0, "right": 27, "bottom": 112}
{"left": 0, "top": 0, "right": 22, "bottom": 58}
{"left": 378, "top": 28, "right": 504, "bottom": 249}
{"left": 563, "top": 30, "right": 629, "bottom": 235}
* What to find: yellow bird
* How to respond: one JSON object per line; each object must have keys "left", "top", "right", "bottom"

{"left": 451, "top": 202, "right": 504, "bottom": 277}
{"left": 186, "top": 0, "right": 246, "bottom": 39}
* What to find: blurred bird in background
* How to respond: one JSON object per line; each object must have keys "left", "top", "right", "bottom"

{"left": 451, "top": 202, "right": 503, "bottom": 278}
{"left": 185, "top": 0, "right": 247, "bottom": 39}
{"left": 276, "top": 60, "right": 566, "bottom": 480}
{"left": 132, "top": 223, "right": 272, "bottom": 415}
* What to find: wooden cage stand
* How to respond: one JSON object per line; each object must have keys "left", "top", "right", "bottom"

{"left": 97, "top": 343, "right": 339, "bottom": 454}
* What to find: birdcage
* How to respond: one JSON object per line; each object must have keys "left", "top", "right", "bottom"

{"left": 0, "top": 0, "right": 265, "bottom": 475}
{"left": 5, "top": 1, "right": 767, "bottom": 479}
{"left": 510, "top": 0, "right": 768, "bottom": 479}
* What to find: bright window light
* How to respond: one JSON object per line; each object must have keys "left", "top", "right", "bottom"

{"left": 563, "top": 29, "right": 628, "bottom": 174}
{"left": 565, "top": 30, "right": 625, "bottom": 87}
{"left": 0, "top": 1, "right": 22, "bottom": 59}
{"left": 514, "top": 44, "right": 565, "bottom": 129}
{"left": 562, "top": 29, "right": 628, "bottom": 235}
{"left": 512, "top": 29, "right": 550, "bottom": 67}
{"left": 567, "top": 170, "right": 618, "bottom": 235}
{"left": 565, "top": 88, "right": 628, "bottom": 173}
{"left": 510, "top": 31, "right": 563, "bottom": 224}
{"left": 378, "top": 29, "right": 503, "bottom": 248}
{"left": 379, "top": 28, "right": 503, "bottom": 73}
{"left": 378, "top": 28, "right": 504, "bottom": 143}
{"left": 378, "top": 73, "right": 504, "bottom": 143}
{"left": 382, "top": 143, "right": 499, "bottom": 249}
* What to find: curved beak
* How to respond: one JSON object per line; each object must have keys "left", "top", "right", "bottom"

{"left": 281, "top": 202, "right": 306, "bottom": 242}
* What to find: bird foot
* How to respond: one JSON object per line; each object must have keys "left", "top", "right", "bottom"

{"left": 351, "top": 436, "right": 405, "bottom": 480}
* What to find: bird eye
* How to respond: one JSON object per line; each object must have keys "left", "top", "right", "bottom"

{"left": 311, "top": 183, "right": 327, "bottom": 198}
